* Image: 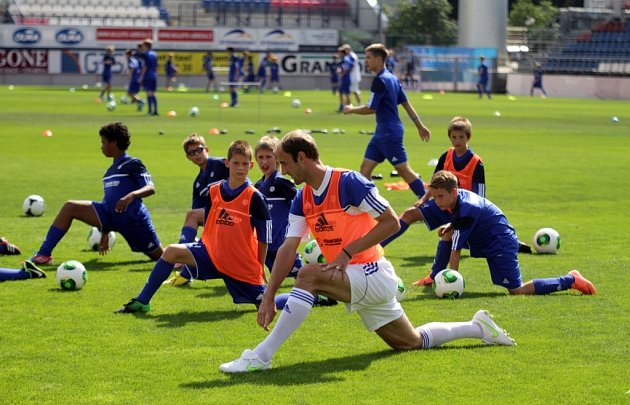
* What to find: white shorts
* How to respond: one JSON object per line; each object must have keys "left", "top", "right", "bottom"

{"left": 349, "top": 82, "right": 361, "bottom": 93}
{"left": 344, "top": 257, "right": 404, "bottom": 332}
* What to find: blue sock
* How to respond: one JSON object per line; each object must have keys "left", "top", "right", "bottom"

{"left": 0, "top": 267, "right": 30, "bottom": 281}
{"left": 38, "top": 225, "right": 67, "bottom": 256}
{"left": 151, "top": 96, "right": 158, "bottom": 114}
{"left": 381, "top": 219, "right": 409, "bottom": 247}
{"left": 178, "top": 226, "right": 197, "bottom": 244}
{"left": 429, "top": 240, "right": 452, "bottom": 279}
{"left": 148, "top": 96, "right": 157, "bottom": 114}
{"left": 409, "top": 178, "right": 426, "bottom": 198}
{"left": 231, "top": 91, "right": 237, "bottom": 105}
{"left": 137, "top": 259, "right": 173, "bottom": 304}
{"left": 532, "top": 275, "right": 574, "bottom": 295}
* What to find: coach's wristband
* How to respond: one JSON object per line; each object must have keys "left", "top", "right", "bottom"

{"left": 342, "top": 248, "right": 353, "bottom": 259}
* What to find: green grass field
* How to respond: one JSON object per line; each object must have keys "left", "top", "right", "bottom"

{"left": 0, "top": 85, "right": 628, "bottom": 404}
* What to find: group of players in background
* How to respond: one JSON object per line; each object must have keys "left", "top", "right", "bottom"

{"left": 1, "top": 42, "right": 583, "bottom": 374}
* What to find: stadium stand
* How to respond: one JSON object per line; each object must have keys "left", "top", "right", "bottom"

{"left": 7, "top": 0, "right": 168, "bottom": 26}
{"left": 546, "top": 17, "right": 630, "bottom": 75}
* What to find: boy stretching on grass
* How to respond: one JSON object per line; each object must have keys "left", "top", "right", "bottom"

{"left": 116, "top": 140, "right": 271, "bottom": 313}
{"left": 414, "top": 170, "right": 596, "bottom": 295}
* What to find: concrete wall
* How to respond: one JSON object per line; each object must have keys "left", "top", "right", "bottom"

{"left": 507, "top": 73, "right": 630, "bottom": 99}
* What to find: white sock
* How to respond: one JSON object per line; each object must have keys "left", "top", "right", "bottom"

{"left": 254, "top": 287, "right": 315, "bottom": 362}
{"left": 416, "top": 322, "right": 482, "bottom": 349}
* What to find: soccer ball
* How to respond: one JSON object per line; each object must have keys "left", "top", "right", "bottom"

{"left": 87, "top": 227, "right": 116, "bottom": 251}
{"left": 395, "top": 275, "right": 406, "bottom": 302}
{"left": 23, "top": 195, "right": 45, "bottom": 216}
{"left": 303, "top": 239, "right": 326, "bottom": 264}
{"left": 291, "top": 98, "right": 301, "bottom": 108}
{"left": 106, "top": 100, "right": 116, "bottom": 111}
{"left": 120, "top": 95, "right": 130, "bottom": 104}
{"left": 433, "top": 269, "right": 465, "bottom": 299}
{"left": 56, "top": 260, "right": 87, "bottom": 290}
{"left": 532, "top": 227, "right": 561, "bottom": 254}
{"left": 189, "top": 106, "right": 200, "bottom": 117}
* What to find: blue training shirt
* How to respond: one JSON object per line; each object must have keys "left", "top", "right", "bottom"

{"left": 192, "top": 157, "right": 230, "bottom": 209}
{"left": 102, "top": 153, "right": 154, "bottom": 218}
{"left": 367, "top": 68, "right": 408, "bottom": 138}
{"left": 450, "top": 189, "right": 518, "bottom": 258}
{"left": 143, "top": 50, "right": 158, "bottom": 81}
{"left": 128, "top": 55, "right": 142, "bottom": 83}
{"left": 229, "top": 54, "right": 240, "bottom": 82}
{"left": 478, "top": 62, "right": 489, "bottom": 83}
{"left": 255, "top": 171, "right": 297, "bottom": 251}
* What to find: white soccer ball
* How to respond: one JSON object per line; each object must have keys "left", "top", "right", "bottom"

{"left": 106, "top": 100, "right": 116, "bottom": 111}
{"left": 433, "top": 269, "right": 465, "bottom": 299}
{"left": 189, "top": 106, "right": 200, "bottom": 117}
{"left": 120, "top": 95, "right": 130, "bottom": 104}
{"left": 23, "top": 195, "right": 45, "bottom": 217}
{"left": 87, "top": 227, "right": 116, "bottom": 251}
{"left": 291, "top": 98, "right": 301, "bottom": 108}
{"left": 532, "top": 227, "right": 560, "bottom": 254}
{"left": 395, "top": 275, "right": 406, "bottom": 302}
{"left": 303, "top": 239, "right": 326, "bottom": 264}
{"left": 56, "top": 260, "right": 87, "bottom": 290}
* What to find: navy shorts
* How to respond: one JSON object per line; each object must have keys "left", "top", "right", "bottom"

{"left": 364, "top": 135, "right": 408, "bottom": 166}
{"left": 265, "top": 249, "right": 302, "bottom": 277}
{"left": 486, "top": 252, "right": 523, "bottom": 290}
{"left": 143, "top": 77, "right": 157, "bottom": 92}
{"left": 339, "top": 80, "right": 350, "bottom": 95}
{"left": 92, "top": 202, "right": 160, "bottom": 254}
{"left": 183, "top": 242, "right": 266, "bottom": 305}
{"left": 418, "top": 199, "right": 451, "bottom": 230}
{"left": 207, "top": 71, "right": 215, "bottom": 80}
{"left": 128, "top": 81, "right": 140, "bottom": 95}
{"left": 102, "top": 73, "right": 112, "bottom": 84}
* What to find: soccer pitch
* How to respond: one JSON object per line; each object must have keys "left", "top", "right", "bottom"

{"left": 0, "top": 85, "right": 628, "bottom": 403}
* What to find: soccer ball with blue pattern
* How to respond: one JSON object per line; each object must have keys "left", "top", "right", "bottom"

{"left": 56, "top": 260, "right": 87, "bottom": 290}
{"left": 532, "top": 227, "right": 560, "bottom": 254}
{"left": 189, "top": 106, "right": 200, "bottom": 117}
{"left": 291, "top": 99, "right": 301, "bottom": 108}
{"left": 22, "top": 194, "right": 45, "bottom": 217}
{"left": 87, "top": 227, "right": 116, "bottom": 251}
{"left": 303, "top": 239, "right": 325, "bottom": 264}
{"left": 433, "top": 269, "right": 465, "bottom": 299}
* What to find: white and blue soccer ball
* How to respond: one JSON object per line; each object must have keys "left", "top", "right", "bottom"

{"left": 56, "top": 260, "right": 87, "bottom": 290}
{"left": 395, "top": 275, "right": 406, "bottom": 301}
{"left": 433, "top": 269, "right": 465, "bottom": 299}
{"left": 22, "top": 195, "right": 45, "bottom": 217}
{"left": 87, "top": 227, "right": 116, "bottom": 251}
{"left": 532, "top": 227, "right": 560, "bottom": 254}
{"left": 189, "top": 106, "right": 200, "bottom": 117}
{"left": 303, "top": 239, "right": 325, "bottom": 264}
{"left": 106, "top": 100, "right": 116, "bottom": 111}
{"left": 119, "top": 95, "right": 130, "bottom": 104}
{"left": 291, "top": 98, "right": 301, "bottom": 108}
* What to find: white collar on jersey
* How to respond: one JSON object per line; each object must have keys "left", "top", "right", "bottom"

{"left": 311, "top": 167, "right": 333, "bottom": 197}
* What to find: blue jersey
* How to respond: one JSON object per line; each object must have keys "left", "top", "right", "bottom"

{"left": 206, "top": 180, "right": 271, "bottom": 244}
{"left": 255, "top": 171, "right": 297, "bottom": 251}
{"left": 450, "top": 189, "right": 517, "bottom": 258}
{"left": 102, "top": 153, "right": 154, "bottom": 219}
{"left": 128, "top": 55, "right": 141, "bottom": 82}
{"left": 340, "top": 54, "right": 353, "bottom": 87}
{"left": 143, "top": 50, "right": 158, "bottom": 81}
{"left": 165, "top": 60, "right": 176, "bottom": 77}
{"left": 533, "top": 68, "right": 544, "bottom": 86}
{"left": 192, "top": 157, "right": 230, "bottom": 210}
{"left": 102, "top": 54, "right": 115, "bottom": 82}
{"left": 257, "top": 60, "right": 267, "bottom": 78}
{"left": 478, "top": 62, "right": 489, "bottom": 83}
{"left": 367, "top": 68, "right": 408, "bottom": 138}
{"left": 269, "top": 62, "right": 279, "bottom": 81}
{"left": 245, "top": 61, "right": 255, "bottom": 81}
{"left": 385, "top": 56, "right": 396, "bottom": 74}
{"left": 228, "top": 54, "right": 240, "bottom": 82}
{"left": 329, "top": 61, "right": 339, "bottom": 83}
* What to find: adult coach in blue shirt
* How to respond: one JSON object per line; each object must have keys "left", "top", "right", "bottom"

{"left": 344, "top": 43, "right": 431, "bottom": 199}
{"left": 30, "top": 122, "right": 163, "bottom": 265}
{"left": 140, "top": 39, "right": 159, "bottom": 116}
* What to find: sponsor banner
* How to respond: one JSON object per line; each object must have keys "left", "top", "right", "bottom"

{"left": 0, "top": 25, "right": 336, "bottom": 50}
{"left": 407, "top": 46, "right": 497, "bottom": 83}
{"left": 0, "top": 48, "right": 48, "bottom": 73}
{"left": 276, "top": 52, "right": 367, "bottom": 76}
